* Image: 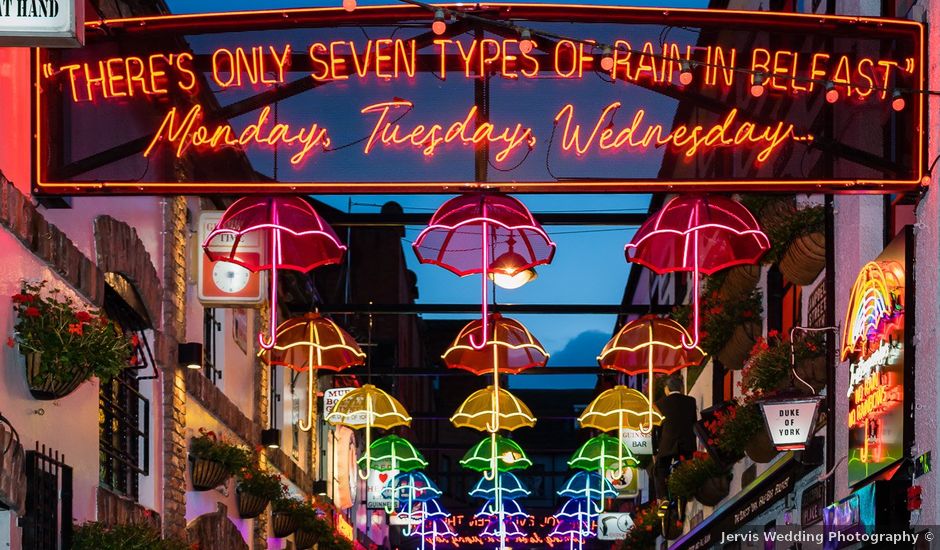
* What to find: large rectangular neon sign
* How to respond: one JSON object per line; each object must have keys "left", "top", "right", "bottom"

{"left": 32, "top": 4, "right": 925, "bottom": 195}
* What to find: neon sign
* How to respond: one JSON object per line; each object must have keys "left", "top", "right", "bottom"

{"left": 841, "top": 239, "right": 908, "bottom": 486}
{"left": 33, "top": 4, "right": 925, "bottom": 195}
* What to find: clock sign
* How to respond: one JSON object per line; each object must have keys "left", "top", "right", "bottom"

{"left": 198, "top": 211, "right": 265, "bottom": 305}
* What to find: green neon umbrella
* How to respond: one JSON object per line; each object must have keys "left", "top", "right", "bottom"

{"left": 357, "top": 435, "right": 428, "bottom": 473}
{"left": 568, "top": 434, "right": 638, "bottom": 472}
{"left": 460, "top": 435, "right": 532, "bottom": 473}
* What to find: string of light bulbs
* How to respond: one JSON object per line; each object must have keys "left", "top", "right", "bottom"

{"left": 339, "top": 0, "right": 931, "bottom": 113}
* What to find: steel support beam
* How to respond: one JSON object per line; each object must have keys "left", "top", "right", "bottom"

{"left": 317, "top": 302, "right": 672, "bottom": 315}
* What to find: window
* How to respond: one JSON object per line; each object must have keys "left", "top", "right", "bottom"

{"left": 807, "top": 284, "right": 827, "bottom": 329}
{"left": 99, "top": 278, "right": 151, "bottom": 501}
{"left": 767, "top": 266, "right": 802, "bottom": 335}
{"left": 22, "top": 444, "right": 72, "bottom": 550}
{"left": 203, "top": 308, "right": 223, "bottom": 384}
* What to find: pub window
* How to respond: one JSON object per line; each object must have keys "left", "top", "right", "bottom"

{"left": 99, "top": 276, "right": 152, "bottom": 502}
{"left": 767, "top": 266, "right": 802, "bottom": 335}
{"left": 22, "top": 444, "right": 73, "bottom": 550}
{"left": 807, "top": 284, "right": 827, "bottom": 329}
{"left": 203, "top": 308, "right": 223, "bottom": 384}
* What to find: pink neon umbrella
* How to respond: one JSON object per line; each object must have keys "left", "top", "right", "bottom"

{"left": 413, "top": 193, "right": 555, "bottom": 349}
{"left": 203, "top": 197, "right": 346, "bottom": 349}
{"left": 626, "top": 195, "right": 768, "bottom": 348}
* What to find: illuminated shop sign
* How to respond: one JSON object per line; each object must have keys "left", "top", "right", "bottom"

{"left": 33, "top": 5, "right": 923, "bottom": 195}
{"left": 840, "top": 233, "right": 908, "bottom": 486}
{"left": 0, "top": 0, "right": 83, "bottom": 47}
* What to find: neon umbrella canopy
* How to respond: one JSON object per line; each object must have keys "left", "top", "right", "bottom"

{"left": 266, "top": 313, "right": 365, "bottom": 431}
{"left": 443, "top": 314, "right": 549, "bottom": 375}
{"left": 358, "top": 435, "right": 427, "bottom": 473}
{"left": 382, "top": 471, "right": 442, "bottom": 503}
{"left": 569, "top": 434, "right": 638, "bottom": 472}
{"left": 451, "top": 386, "right": 536, "bottom": 432}
{"left": 579, "top": 384, "right": 665, "bottom": 439}
{"left": 558, "top": 471, "right": 618, "bottom": 501}
{"left": 597, "top": 316, "right": 704, "bottom": 429}
{"left": 414, "top": 193, "right": 555, "bottom": 349}
{"left": 326, "top": 384, "right": 411, "bottom": 479}
{"left": 481, "top": 517, "right": 527, "bottom": 538}
{"left": 469, "top": 472, "right": 530, "bottom": 500}
{"left": 625, "top": 195, "right": 768, "bottom": 348}
{"left": 203, "top": 196, "right": 346, "bottom": 349}
{"left": 476, "top": 499, "right": 530, "bottom": 520}
{"left": 461, "top": 435, "right": 532, "bottom": 472}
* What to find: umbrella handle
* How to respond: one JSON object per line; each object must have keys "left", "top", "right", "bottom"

{"left": 259, "top": 227, "right": 280, "bottom": 350}
{"left": 358, "top": 398, "right": 372, "bottom": 481}
{"left": 470, "top": 218, "right": 489, "bottom": 350}
{"left": 682, "top": 220, "right": 700, "bottom": 349}
{"left": 299, "top": 366, "right": 315, "bottom": 432}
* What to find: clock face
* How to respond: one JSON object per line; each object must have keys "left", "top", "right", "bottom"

{"left": 212, "top": 262, "right": 252, "bottom": 293}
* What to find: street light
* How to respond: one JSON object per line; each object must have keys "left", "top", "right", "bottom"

{"left": 489, "top": 250, "right": 538, "bottom": 290}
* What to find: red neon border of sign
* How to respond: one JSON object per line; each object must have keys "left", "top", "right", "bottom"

{"left": 32, "top": 3, "right": 926, "bottom": 195}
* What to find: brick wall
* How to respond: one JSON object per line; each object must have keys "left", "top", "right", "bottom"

{"left": 160, "top": 197, "right": 189, "bottom": 539}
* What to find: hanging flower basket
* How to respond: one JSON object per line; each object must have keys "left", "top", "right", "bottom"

{"left": 237, "top": 490, "right": 270, "bottom": 519}
{"left": 794, "top": 354, "right": 827, "bottom": 393}
{"left": 23, "top": 351, "right": 92, "bottom": 401}
{"left": 745, "top": 427, "right": 778, "bottom": 464}
{"left": 717, "top": 323, "right": 761, "bottom": 370}
{"left": 190, "top": 456, "right": 231, "bottom": 491}
{"left": 720, "top": 265, "right": 761, "bottom": 298}
{"left": 695, "top": 475, "right": 731, "bottom": 506}
{"left": 188, "top": 428, "right": 249, "bottom": 491}
{"left": 779, "top": 232, "right": 826, "bottom": 285}
{"left": 10, "top": 281, "right": 132, "bottom": 401}
{"left": 271, "top": 510, "right": 299, "bottom": 538}
{"left": 294, "top": 529, "right": 320, "bottom": 549}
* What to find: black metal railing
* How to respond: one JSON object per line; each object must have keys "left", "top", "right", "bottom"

{"left": 22, "top": 444, "right": 72, "bottom": 550}
{"left": 99, "top": 370, "right": 149, "bottom": 501}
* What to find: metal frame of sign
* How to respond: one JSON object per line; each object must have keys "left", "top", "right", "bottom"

{"left": 30, "top": 3, "right": 926, "bottom": 195}
{"left": 758, "top": 395, "right": 824, "bottom": 451}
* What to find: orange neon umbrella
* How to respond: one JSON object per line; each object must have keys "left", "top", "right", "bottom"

{"left": 597, "top": 315, "right": 705, "bottom": 429}
{"left": 264, "top": 313, "right": 365, "bottom": 431}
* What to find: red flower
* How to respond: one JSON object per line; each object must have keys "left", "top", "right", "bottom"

{"left": 74, "top": 311, "right": 93, "bottom": 323}
{"left": 131, "top": 334, "right": 140, "bottom": 347}
{"left": 6, "top": 337, "right": 14, "bottom": 348}
{"left": 130, "top": 355, "right": 139, "bottom": 366}
{"left": 24, "top": 306, "right": 40, "bottom": 318}
{"left": 68, "top": 323, "right": 84, "bottom": 336}
{"left": 12, "top": 293, "right": 35, "bottom": 303}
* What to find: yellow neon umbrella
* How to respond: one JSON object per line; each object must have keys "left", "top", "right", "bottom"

{"left": 325, "top": 384, "right": 411, "bottom": 479}
{"left": 262, "top": 313, "right": 366, "bottom": 431}
{"left": 451, "top": 386, "right": 537, "bottom": 432}
{"left": 579, "top": 386, "right": 664, "bottom": 432}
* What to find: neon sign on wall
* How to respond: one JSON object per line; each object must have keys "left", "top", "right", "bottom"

{"left": 33, "top": 4, "right": 925, "bottom": 195}
{"left": 841, "top": 241, "right": 907, "bottom": 486}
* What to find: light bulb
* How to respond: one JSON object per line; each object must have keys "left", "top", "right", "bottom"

{"left": 750, "top": 73, "right": 765, "bottom": 98}
{"left": 599, "top": 46, "right": 613, "bottom": 72}
{"left": 679, "top": 61, "right": 693, "bottom": 85}
{"left": 891, "top": 91, "right": 906, "bottom": 112}
{"left": 519, "top": 29, "right": 533, "bottom": 54}
{"left": 342, "top": 0, "right": 356, "bottom": 12}
{"left": 432, "top": 9, "right": 446, "bottom": 35}
{"left": 825, "top": 82, "right": 839, "bottom": 104}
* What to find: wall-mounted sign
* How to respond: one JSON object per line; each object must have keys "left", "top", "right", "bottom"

{"left": 801, "top": 481, "right": 825, "bottom": 527}
{"left": 605, "top": 465, "right": 639, "bottom": 498}
{"left": 597, "top": 512, "right": 635, "bottom": 540}
{"left": 197, "top": 211, "right": 264, "bottom": 305}
{"left": 759, "top": 396, "right": 823, "bottom": 451}
{"left": 366, "top": 468, "right": 396, "bottom": 510}
{"left": 33, "top": 5, "right": 924, "bottom": 195}
{"left": 0, "top": 0, "right": 82, "bottom": 47}
{"left": 840, "top": 231, "right": 909, "bottom": 486}
{"left": 620, "top": 428, "right": 653, "bottom": 455}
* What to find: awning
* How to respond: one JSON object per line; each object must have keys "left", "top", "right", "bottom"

{"left": 669, "top": 453, "right": 797, "bottom": 550}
